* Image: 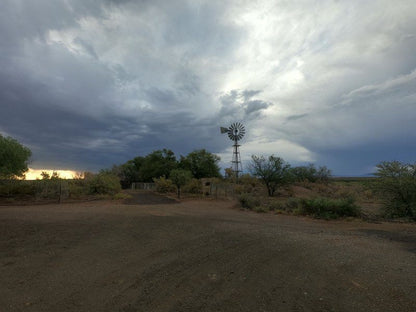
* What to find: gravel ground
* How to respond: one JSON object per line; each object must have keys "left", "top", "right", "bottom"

{"left": 0, "top": 191, "right": 415, "bottom": 312}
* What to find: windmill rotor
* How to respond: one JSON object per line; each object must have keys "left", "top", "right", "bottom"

{"left": 227, "top": 122, "right": 245, "bottom": 141}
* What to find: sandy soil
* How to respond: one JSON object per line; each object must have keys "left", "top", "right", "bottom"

{"left": 0, "top": 191, "right": 415, "bottom": 312}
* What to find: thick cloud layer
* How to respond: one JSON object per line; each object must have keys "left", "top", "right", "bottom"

{"left": 1, "top": 0, "right": 415, "bottom": 175}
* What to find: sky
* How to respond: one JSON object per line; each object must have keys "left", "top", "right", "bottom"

{"left": 1, "top": 0, "right": 416, "bottom": 176}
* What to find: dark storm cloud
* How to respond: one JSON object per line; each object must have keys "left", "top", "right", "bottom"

{"left": 1, "top": 0, "right": 416, "bottom": 175}
{"left": 0, "top": 0, "right": 244, "bottom": 171}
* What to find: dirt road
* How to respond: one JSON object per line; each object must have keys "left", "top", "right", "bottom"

{"left": 1, "top": 191, "right": 415, "bottom": 311}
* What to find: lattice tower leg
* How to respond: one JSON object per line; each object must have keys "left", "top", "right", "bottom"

{"left": 232, "top": 140, "right": 242, "bottom": 181}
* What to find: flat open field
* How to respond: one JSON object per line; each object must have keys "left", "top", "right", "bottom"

{"left": 1, "top": 191, "right": 415, "bottom": 312}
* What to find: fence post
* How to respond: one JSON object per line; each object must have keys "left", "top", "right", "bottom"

{"left": 59, "top": 181, "right": 62, "bottom": 204}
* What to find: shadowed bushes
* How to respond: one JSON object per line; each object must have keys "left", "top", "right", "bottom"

{"left": 238, "top": 193, "right": 261, "bottom": 210}
{"left": 301, "top": 197, "right": 361, "bottom": 219}
{"left": 153, "top": 176, "right": 176, "bottom": 193}
{"left": 87, "top": 172, "right": 121, "bottom": 195}
{"left": 372, "top": 161, "right": 416, "bottom": 221}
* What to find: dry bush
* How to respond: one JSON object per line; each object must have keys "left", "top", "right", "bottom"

{"left": 182, "top": 178, "right": 203, "bottom": 194}
{"left": 153, "top": 176, "right": 176, "bottom": 193}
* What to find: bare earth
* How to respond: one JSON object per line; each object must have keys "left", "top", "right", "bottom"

{"left": 1, "top": 191, "right": 415, "bottom": 312}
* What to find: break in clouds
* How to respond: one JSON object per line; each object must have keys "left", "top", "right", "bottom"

{"left": 1, "top": 0, "right": 416, "bottom": 175}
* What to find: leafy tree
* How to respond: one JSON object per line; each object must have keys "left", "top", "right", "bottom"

{"left": 140, "top": 149, "right": 177, "bottom": 182}
{"left": 112, "top": 156, "right": 145, "bottom": 188}
{"left": 249, "top": 155, "right": 292, "bottom": 196}
{"left": 40, "top": 171, "right": 61, "bottom": 180}
{"left": 88, "top": 172, "right": 121, "bottom": 195}
{"left": 41, "top": 171, "right": 50, "bottom": 180}
{"left": 373, "top": 161, "right": 416, "bottom": 220}
{"left": 153, "top": 176, "right": 176, "bottom": 193}
{"left": 50, "top": 171, "right": 61, "bottom": 180}
{"left": 291, "top": 164, "right": 331, "bottom": 183}
{"left": 179, "top": 149, "right": 221, "bottom": 179}
{"left": 290, "top": 164, "right": 317, "bottom": 182}
{"left": 170, "top": 169, "right": 192, "bottom": 198}
{"left": 224, "top": 167, "right": 235, "bottom": 180}
{"left": 315, "top": 166, "right": 332, "bottom": 184}
{"left": 0, "top": 134, "right": 31, "bottom": 179}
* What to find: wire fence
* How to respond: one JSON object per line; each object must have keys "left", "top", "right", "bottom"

{"left": 203, "top": 181, "right": 236, "bottom": 199}
{"left": 130, "top": 182, "right": 156, "bottom": 190}
{"left": 0, "top": 179, "right": 78, "bottom": 202}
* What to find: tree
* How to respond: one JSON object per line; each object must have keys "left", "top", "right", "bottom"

{"left": 179, "top": 149, "right": 221, "bottom": 179}
{"left": 88, "top": 172, "right": 121, "bottom": 195}
{"left": 290, "top": 164, "right": 317, "bottom": 182}
{"left": 291, "top": 164, "right": 331, "bottom": 183}
{"left": 140, "top": 149, "right": 177, "bottom": 182}
{"left": 50, "top": 171, "right": 61, "bottom": 180}
{"left": 249, "top": 155, "right": 292, "bottom": 196}
{"left": 373, "top": 161, "right": 416, "bottom": 220}
{"left": 170, "top": 169, "right": 192, "bottom": 198}
{"left": 112, "top": 156, "right": 145, "bottom": 188}
{"left": 41, "top": 171, "right": 50, "bottom": 180}
{"left": 224, "top": 167, "right": 235, "bottom": 180}
{"left": 315, "top": 166, "right": 331, "bottom": 184}
{"left": 0, "top": 134, "right": 31, "bottom": 179}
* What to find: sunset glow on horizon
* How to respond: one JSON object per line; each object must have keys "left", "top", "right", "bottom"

{"left": 25, "top": 168, "right": 80, "bottom": 180}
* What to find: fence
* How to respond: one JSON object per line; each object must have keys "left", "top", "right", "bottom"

{"left": 204, "top": 181, "right": 236, "bottom": 199}
{"left": 0, "top": 179, "right": 72, "bottom": 202}
{"left": 131, "top": 182, "right": 156, "bottom": 190}
{"left": 130, "top": 180, "right": 237, "bottom": 199}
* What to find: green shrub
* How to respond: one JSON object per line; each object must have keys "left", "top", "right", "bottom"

{"left": 254, "top": 206, "right": 268, "bottom": 213}
{"left": 0, "top": 180, "right": 36, "bottom": 197}
{"left": 233, "top": 184, "right": 245, "bottom": 195}
{"left": 267, "top": 200, "right": 284, "bottom": 211}
{"left": 285, "top": 197, "right": 303, "bottom": 212}
{"left": 35, "top": 180, "right": 61, "bottom": 198}
{"left": 301, "top": 197, "right": 360, "bottom": 219}
{"left": 290, "top": 164, "right": 331, "bottom": 183}
{"left": 238, "top": 193, "right": 260, "bottom": 210}
{"left": 239, "top": 174, "right": 259, "bottom": 187}
{"left": 373, "top": 161, "right": 416, "bottom": 220}
{"left": 182, "top": 178, "right": 202, "bottom": 194}
{"left": 68, "top": 179, "right": 88, "bottom": 198}
{"left": 88, "top": 172, "right": 121, "bottom": 195}
{"left": 153, "top": 176, "right": 176, "bottom": 193}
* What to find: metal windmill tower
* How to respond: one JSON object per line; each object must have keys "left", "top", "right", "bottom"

{"left": 220, "top": 122, "right": 246, "bottom": 180}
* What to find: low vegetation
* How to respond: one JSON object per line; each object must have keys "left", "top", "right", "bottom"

{"left": 300, "top": 197, "right": 360, "bottom": 219}
{"left": 0, "top": 172, "right": 123, "bottom": 202}
{"left": 0, "top": 135, "right": 414, "bottom": 222}
{"left": 372, "top": 161, "right": 416, "bottom": 221}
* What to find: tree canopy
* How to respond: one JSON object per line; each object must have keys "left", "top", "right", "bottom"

{"left": 290, "top": 164, "right": 331, "bottom": 183}
{"left": 0, "top": 134, "right": 32, "bottom": 179}
{"left": 170, "top": 169, "right": 192, "bottom": 198}
{"left": 179, "top": 149, "right": 221, "bottom": 179}
{"left": 140, "top": 149, "right": 177, "bottom": 182}
{"left": 249, "top": 155, "right": 292, "bottom": 196}
{"left": 373, "top": 160, "right": 416, "bottom": 220}
{"left": 113, "top": 149, "right": 221, "bottom": 187}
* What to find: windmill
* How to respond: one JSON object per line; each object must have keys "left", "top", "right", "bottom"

{"left": 220, "top": 122, "right": 245, "bottom": 180}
